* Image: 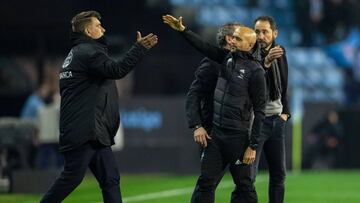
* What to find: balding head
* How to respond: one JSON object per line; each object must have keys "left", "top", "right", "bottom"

{"left": 231, "top": 26, "right": 257, "bottom": 52}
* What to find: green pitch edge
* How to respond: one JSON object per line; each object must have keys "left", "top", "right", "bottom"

{"left": 292, "top": 119, "right": 302, "bottom": 172}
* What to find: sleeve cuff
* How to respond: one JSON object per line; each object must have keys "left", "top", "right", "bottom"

{"left": 134, "top": 42, "right": 148, "bottom": 53}
{"left": 249, "top": 144, "right": 258, "bottom": 150}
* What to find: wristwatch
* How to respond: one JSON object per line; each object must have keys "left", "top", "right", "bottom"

{"left": 192, "top": 124, "right": 202, "bottom": 132}
{"left": 249, "top": 144, "right": 257, "bottom": 151}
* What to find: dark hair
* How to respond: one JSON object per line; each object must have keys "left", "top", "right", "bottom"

{"left": 71, "top": 11, "right": 101, "bottom": 33}
{"left": 254, "top": 16, "right": 277, "bottom": 31}
{"left": 216, "top": 22, "right": 243, "bottom": 48}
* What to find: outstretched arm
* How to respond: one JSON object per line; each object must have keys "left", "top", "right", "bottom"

{"left": 88, "top": 31, "right": 158, "bottom": 79}
{"left": 136, "top": 31, "right": 158, "bottom": 50}
{"left": 162, "top": 14, "right": 228, "bottom": 64}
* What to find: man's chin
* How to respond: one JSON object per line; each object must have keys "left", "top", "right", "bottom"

{"left": 259, "top": 43, "right": 267, "bottom": 48}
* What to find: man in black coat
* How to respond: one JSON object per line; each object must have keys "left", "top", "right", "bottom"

{"left": 185, "top": 22, "right": 242, "bottom": 203}
{"left": 163, "top": 15, "right": 266, "bottom": 203}
{"left": 40, "top": 11, "right": 158, "bottom": 203}
{"left": 253, "top": 16, "right": 290, "bottom": 203}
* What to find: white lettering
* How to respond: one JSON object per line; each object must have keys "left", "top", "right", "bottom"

{"left": 59, "top": 71, "right": 73, "bottom": 79}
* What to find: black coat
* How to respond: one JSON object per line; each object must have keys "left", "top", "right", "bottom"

{"left": 185, "top": 58, "right": 220, "bottom": 131}
{"left": 59, "top": 32, "right": 147, "bottom": 152}
{"left": 180, "top": 29, "right": 266, "bottom": 149}
{"left": 213, "top": 52, "right": 265, "bottom": 132}
{"left": 261, "top": 43, "right": 290, "bottom": 116}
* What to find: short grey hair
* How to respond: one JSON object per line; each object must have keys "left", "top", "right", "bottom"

{"left": 216, "top": 22, "right": 243, "bottom": 48}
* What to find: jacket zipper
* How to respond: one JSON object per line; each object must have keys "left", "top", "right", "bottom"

{"left": 219, "top": 59, "right": 235, "bottom": 127}
{"left": 219, "top": 82, "right": 229, "bottom": 127}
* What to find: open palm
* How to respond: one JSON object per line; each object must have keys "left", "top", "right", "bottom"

{"left": 162, "top": 14, "right": 186, "bottom": 32}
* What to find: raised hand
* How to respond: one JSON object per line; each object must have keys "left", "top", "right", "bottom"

{"left": 264, "top": 45, "right": 283, "bottom": 67}
{"left": 136, "top": 31, "right": 158, "bottom": 49}
{"left": 162, "top": 14, "right": 186, "bottom": 32}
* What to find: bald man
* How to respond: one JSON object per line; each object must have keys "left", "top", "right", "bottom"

{"left": 163, "top": 15, "right": 266, "bottom": 203}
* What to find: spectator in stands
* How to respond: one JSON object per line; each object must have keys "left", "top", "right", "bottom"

{"left": 304, "top": 110, "right": 344, "bottom": 169}
{"left": 37, "top": 92, "right": 63, "bottom": 169}
{"left": 21, "top": 83, "right": 54, "bottom": 169}
{"left": 294, "top": 0, "right": 323, "bottom": 46}
{"left": 319, "top": 0, "right": 351, "bottom": 44}
{"left": 21, "top": 83, "right": 53, "bottom": 119}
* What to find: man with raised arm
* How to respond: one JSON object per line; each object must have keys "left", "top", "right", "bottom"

{"left": 163, "top": 15, "right": 266, "bottom": 203}
{"left": 40, "top": 11, "right": 158, "bottom": 203}
{"left": 185, "top": 22, "right": 243, "bottom": 203}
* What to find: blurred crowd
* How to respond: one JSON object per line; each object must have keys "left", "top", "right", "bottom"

{"left": 295, "top": 0, "right": 360, "bottom": 46}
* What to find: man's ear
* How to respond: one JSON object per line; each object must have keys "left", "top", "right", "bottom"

{"left": 273, "top": 29, "right": 278, "bottom": 39}
{"left": 84, "top": 28, "right": 91, "bottom": 37}
{"left": 225, "top": 35, "right": 233, "bottom": 44}
{"left": 248, "top": 43, "right": 254, "bottom": 51}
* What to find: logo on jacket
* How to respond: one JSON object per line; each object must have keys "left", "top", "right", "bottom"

{"left": 235, "top": 159, "right": 243, "bottom": 165}
{"left": 62, "top": 50, "right": 73, "bottom": 68}
{"left": 237, "top": 69, "right": 245, "bottom": 79}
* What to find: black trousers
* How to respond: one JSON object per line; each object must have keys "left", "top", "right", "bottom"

{"left": 40, "top": 141, "right": 121, "bottom": 203}
{"left": 253, "top": 115, "right": 286, "bottom": 203}
{"left": 191, "top": 126, "right": 240, "bottom": 203}
{"left": 191, "top": 146, "right": 227, "bottom": 203}
{"left": 192, "top": 126, "right": 257, "bottom": 203}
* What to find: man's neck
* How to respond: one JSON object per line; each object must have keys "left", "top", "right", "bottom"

{"left": 223, "top": 44, "right": 231, "bottom": 51}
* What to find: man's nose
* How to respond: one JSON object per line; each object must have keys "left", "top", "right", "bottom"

{"left": 257, "top": 32, "right": 264, "bottom": 40}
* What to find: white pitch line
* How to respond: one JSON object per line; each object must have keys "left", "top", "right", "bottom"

{"left": 94, "top": 176, "right": 266, "bottom": 203}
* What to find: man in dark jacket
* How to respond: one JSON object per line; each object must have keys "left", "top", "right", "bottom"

{"left": 163, "top": 15, "right": 266, "bottom": 203}
{"left": 186, "top": 22, "right": 242, "bottom": 203}
{"left": 40, "top": 11, "right": 158, "bottom": 203}
{"left": 253, "top": 16, "right": 290, "bottom": 203}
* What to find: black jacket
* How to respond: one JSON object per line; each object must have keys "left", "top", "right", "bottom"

{"left": 261, "top": 43, "right": 290, "bottom": 116}
{"left": 185, "top": 58, "right": 220, "bottom": 131}
{"left": 181, "top": 29, "right": 266, "bottom": 149}
{"left": 58, "top": 32, "right": 147, "bottom": 152}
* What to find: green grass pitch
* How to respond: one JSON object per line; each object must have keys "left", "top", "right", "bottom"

{"left": 1, "top": 170, "right": 360, "bottom": 203}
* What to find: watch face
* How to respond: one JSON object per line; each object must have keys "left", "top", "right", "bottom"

{"left": 193, "top": 125, "right": 202, "bottom": 131}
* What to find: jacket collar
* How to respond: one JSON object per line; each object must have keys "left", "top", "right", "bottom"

{"left": 231, "top": 50, "right": 255, "bottom": 60}
{"left": 251, "top": 41, "right": 262, "bottom": 62}
{"left": 70, "top": 31, "right": 108, "bottom": 48}
{"left": 230, "top": 41, "right": 262, "bottom": 61}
